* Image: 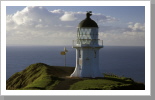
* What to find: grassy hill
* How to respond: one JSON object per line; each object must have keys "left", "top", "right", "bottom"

{"left": 6, "top": 63, "right": 145, "bottom": 90}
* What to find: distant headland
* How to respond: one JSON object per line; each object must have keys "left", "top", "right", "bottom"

{"left": 6, "top": 63, "right": 145, "bottom": 90}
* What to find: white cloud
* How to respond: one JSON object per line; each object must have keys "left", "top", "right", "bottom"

{"left": 60, "top": 12, "right": 77, "bottom": 21}
{"left": 50, "top": 9, "right": 64, "bottom": 13}
{"left": 98, "top": 22, "right": 145, "bottom": 46}
{"left": 99, "top": 31, "right": 144, "bottom": 46}
{"left": 128, "top": 22, "right": 145, "bottom": 32}
{"left": 35, "top": 24, "right": 43, "bottom": 28}
{"left": 6, "top": 6, "right": 144, "bottom": 46}
{"left": 65, "top": 25, "right": 74, "bottom": 28}
{"left": 93, "top": 14, "right": 119, "bottom": 25}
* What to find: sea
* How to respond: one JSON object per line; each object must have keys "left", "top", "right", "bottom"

{"left": 6, "top": 46, "right": 145, "bottom": 83}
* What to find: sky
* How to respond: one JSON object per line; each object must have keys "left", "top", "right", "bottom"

{"left": 6, "top": 6, "right": 145, "bottom": 46}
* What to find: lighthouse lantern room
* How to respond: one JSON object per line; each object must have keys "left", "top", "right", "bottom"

{"left": 70, "top": 11, "right": 103, "bottom": 78}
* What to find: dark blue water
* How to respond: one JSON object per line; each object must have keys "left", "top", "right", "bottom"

{"left": 6, "top": 46, "right": 145, "bottom": 83}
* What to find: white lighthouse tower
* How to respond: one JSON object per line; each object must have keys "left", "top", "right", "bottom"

{"left": 70, "top": 11, "right": 103, "bottom": 78}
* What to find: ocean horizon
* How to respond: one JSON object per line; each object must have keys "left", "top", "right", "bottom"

{"left": 6, "top": 45, "right": 145, "bottom": 83}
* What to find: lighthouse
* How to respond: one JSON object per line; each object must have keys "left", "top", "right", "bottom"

{"left": 70, "top": 11, "right": 103, "bottom": 78}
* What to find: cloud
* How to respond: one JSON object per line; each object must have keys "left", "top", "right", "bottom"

{"left": 6, "top": 6, "right": 144, "bottom": 46}
{"left": 98, "top": 16, "right": 119, "bottom": 24}
{"left": 50, "top": 9, "right": 64, "bottom": 13}
{"left": 99, "top": 31, "right": 144, "bottom": 46}
{"left": 128, "top": 22, "right": 145, "bottom": 32}
{"left": 11, "top": 6, "right": 51, "bottom": 25}
{"left": 60, "top": 12, "right": 77, "bottom": 21}
{"left": 98, "top": 22, "right": 145, "bottom": 46}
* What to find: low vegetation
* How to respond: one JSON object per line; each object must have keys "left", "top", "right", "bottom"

{"left": 6, "top": 63, "right": 74, "bottom": 90}
{"left": 6, "top": 63, "right": 145, "bottom": 90}
{"left": 70, "top": 74, "right": 144, "bottom": 90}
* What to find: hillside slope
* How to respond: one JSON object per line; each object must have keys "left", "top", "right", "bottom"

{"left": 6, "top": 63, "right": 145, "bottom": 90}
{"left": 6, "top": 63, "right": 74, "bottom": 90}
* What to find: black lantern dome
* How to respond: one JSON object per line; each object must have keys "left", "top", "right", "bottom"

{"left": 78, "top": 11, "right": 98, "bottom": 28}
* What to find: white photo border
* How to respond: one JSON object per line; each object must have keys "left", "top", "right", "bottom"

{"left": 1, "top": 1, "right": 151, "bottom": 96}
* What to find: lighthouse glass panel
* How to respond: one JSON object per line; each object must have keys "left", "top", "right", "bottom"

{"left": 77, "top": 28, "right": 98, "bottom": 45}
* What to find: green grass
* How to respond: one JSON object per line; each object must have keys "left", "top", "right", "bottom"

{"left": 22, "top": 75, "right": 61, "bottom": 90}
{"left": 69, "top": 79, "right": 123, "bottom": 90}
{"left": 7, "top": 63, "right": 63, "bottom": 90}
{"left": 69, "top": 74, "right": 143, "bottom": 90}
{"left": 6, "top": 63, "right": 145, "bottom": 90}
